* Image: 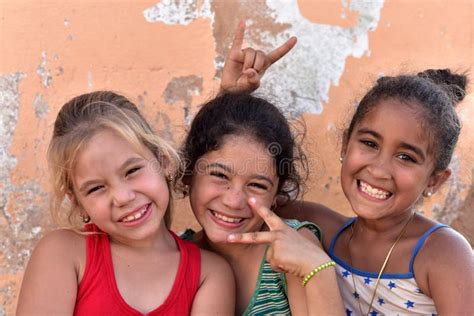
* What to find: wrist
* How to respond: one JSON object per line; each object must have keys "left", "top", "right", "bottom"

{"left": 302, "top": 260, "right": 336, "bottom": 287}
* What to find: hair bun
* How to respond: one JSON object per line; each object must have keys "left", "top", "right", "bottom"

{"left": 417, "top": 69, "right": 468, "bottom": 104}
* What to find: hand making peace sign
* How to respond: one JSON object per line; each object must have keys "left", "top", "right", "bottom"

{"left": 221, "top": 21, "right": 297, "bottom": 93}
{"left": 227, "top": 197, "right": 330, "bottom": 279}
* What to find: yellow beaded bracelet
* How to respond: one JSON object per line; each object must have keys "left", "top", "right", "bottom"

{"left": 302, "top": 261, "right": 336, "bottom": 286}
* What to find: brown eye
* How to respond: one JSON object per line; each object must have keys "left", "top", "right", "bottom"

{"left": 361, "top": 140, "right": 377, "bottom": 149}
{"left": 398, "top": 153, "right": 416, "bottom": 163}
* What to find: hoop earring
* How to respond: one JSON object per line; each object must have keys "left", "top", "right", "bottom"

{"left": 81, "top": 214, "right": 91, "bottom": 223}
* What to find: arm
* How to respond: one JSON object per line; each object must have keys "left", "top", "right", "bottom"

{"left": 190, "top": 250, "right": 235, "bottom": 315}
{"left": 416, "top": 228, "right": 473, "bottom": 315}
{"left": 16, "top": 229, "right": 83, "bottom": 316}
{"left": 220, "top": 21, "right": 297, "bottom": 94}
{"left": 285, "top": 229, "right": 344, "bottom": 316}
{"left": 276, "top": 200, "right": 348, "bottom": 250}
{"left": 228, "top": 198, "right": 344, "bottom": 315}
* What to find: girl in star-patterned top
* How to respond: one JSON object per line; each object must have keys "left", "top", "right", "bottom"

{"left": 221, "top": 34, "right": 473, "bottom": 315}
{"left": 274, "top": 70, "right": 473, "bottom": 315}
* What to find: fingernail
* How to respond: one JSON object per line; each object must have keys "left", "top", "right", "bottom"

{"left": 247, "top": 70, "right": 255, "bottom": 77}
{"left": 249, "top": 197, "right": 256, "bottom": 204}
{"left": 228, "top": 234, "right": 236, "bottom": 241}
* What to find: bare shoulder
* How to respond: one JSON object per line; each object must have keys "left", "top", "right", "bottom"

{"left": 413, "top": 224, "right": 473, "bottom": 313}
{"left": 417, "top": 225, "right": 472, "bottom": 265}
{"left": 31, "top": 229, "right": 86, "bottom": 264}
{"left": 191, "top": 249, "right": 235, "bottom": 315}
{"left": 17, "top": 229, "right": 86, "bottom": 315}
{"left": 199, "top": 249, "right": 233, "bottom": 278}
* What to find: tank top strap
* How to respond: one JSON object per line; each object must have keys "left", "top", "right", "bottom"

{"left": 408, "top": 223, "right": 448, "bottom": 274}
{"left": 328, "top": 217, "right": 356, "bottom": 257}
{"left": 170, "top": 231, "right": 201, "bottom": 301}
{"left": 284, "top": 219, "right": 323, "bottom": 242}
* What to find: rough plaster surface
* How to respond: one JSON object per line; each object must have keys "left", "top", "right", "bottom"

{"left": 1, "top": 1, "right": 473, "bottom": 314}
{"left": 0, "top": 74, "right": 50, "bottom": 264}
{"left": 145, "top": 0, "right": 384, "bottom": 116}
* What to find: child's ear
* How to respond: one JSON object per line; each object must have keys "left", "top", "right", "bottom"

{"left": 340, "top": 129, "right": 350, "bottom": 161}
{"left": 423, "top": 168, "right": 451, "bottom": 197}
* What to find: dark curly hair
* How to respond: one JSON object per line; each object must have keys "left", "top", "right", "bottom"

{"left": 347, "top": 69, "right": 468, "bottom": 172}
{"left": 181, "top": 92, "right": 308, "bottom": 203}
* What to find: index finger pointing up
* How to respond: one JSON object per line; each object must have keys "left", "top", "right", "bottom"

{"left": 248, "top": 197, "right": 285, "bottom": 231}
{"left": 230, "top": 20, "right": 246, "bottom": 51}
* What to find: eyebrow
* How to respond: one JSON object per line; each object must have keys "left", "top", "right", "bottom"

{"left": 206, "top": 162, "right": 275, "bottom": 186}
{"left": 77, "top": 156, "right": 146, "bottom": 193}
{"left": 356, "top": 128, "right": 426, "bottom": 161}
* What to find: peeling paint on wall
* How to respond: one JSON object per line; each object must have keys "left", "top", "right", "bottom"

{"left": 162, "top": 75, "right": 203, "bottom": 125}
{"left": 36, "top": 51, "right": 52, "bottom": 88}
{"left": 248, "top": 0, "right": 384, "bottom": 115}
{"left": 0, "top": 73, "right": 22, "bottom": 227}
{"left": 143, "top": 0, "right": 213, "bottom": 25}
{"left": 144, "top": 0, "right": 384, "bottom": 116}
{"left": 33, "top": 93, "right": 49, "bottom": 119}
{"left": 0, "top": 73, "right": 50, "bottom": 276}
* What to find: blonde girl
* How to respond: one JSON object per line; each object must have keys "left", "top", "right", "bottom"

{"left": 17, "top": 91, "right": 234, "bottom": 315}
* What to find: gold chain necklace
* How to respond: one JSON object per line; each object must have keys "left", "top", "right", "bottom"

{"left": 347, "top": 213, "right": 416, "bottom": 315}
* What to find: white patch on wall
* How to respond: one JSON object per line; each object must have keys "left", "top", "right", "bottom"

{"left": 143, "top": 0, "right": 213, "bottom": 25}
{"left": 258, "top": 0, "right": 384, "bottom": 115}
{"left": 36, "top": 51, "right": 52, "bottom": 88}
{"left": 87, "top": 70, "right": 93, "bottom": 89}
{"left": 143, "top": 0, "right": 384, "bottom": 116}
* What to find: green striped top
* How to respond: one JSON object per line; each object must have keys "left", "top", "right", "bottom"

{"left": 243, "top": 219, "right": 322, "bottom": 316}
{"left": 180, "top": 219, "right": 322, "bottom": 315}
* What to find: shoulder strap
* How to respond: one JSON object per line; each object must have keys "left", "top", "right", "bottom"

{"left": 409, "top": 224, "right": 448, "bottom": 273}
{"left": 328, "top": 217, "right": 356, "bottom": 256}
{"left": 284, "top": 218, "right": 323, "bottom": 241}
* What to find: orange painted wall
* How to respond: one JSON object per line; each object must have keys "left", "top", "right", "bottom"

{"left": 0, "top": 1, "right": 473, "bottom": 314}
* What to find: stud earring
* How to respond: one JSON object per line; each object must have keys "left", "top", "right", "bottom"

{"left": 423, "top": 191, "right": 432, "bottom": 198}
{"left": 81, "top": 214, "right": 91, "bottom": 223}
{"left": 339, "top": 157, "right": 343, "bottom": 163}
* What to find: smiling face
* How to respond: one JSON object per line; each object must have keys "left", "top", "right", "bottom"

{"left": 340, "top": 99, "right": 445, "bottom": 220}
{"left": 189, "top": 135, "right": 279, "bottom": 244}
{"left": 72, "top": 129, "right": 170, "bottom": 245}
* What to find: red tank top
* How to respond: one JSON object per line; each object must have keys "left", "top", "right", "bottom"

{"left": 74, "top": 224, "right": 201, "bottom": 315}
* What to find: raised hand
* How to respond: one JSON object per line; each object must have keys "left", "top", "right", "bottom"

{"left": 227, "top": 197, "right": 329, "bottom": 278}
{"left": 220, "top": 21, "right": 297, "bottom": 93}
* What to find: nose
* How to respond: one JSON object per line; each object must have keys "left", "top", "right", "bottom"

{"left": 111, "top": 185, "right": 135, "bottom": 207}
{"left": 367, "top": 154, "right": 392, "bottom": 179}
{"left": 222, "top": 185, "right": 246, "bottom": 210}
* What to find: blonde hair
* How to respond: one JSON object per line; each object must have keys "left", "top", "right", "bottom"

{"left": 48, "top": 91, "right": 181, "bottom": 229}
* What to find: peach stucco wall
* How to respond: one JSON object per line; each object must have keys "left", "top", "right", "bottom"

{"left": 1, "top": 1, "right": 473, "bottom": 314}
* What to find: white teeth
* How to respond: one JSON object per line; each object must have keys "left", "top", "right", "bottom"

{"left": 360, "top": 181, "right": 390, "bottom": 200}
{"left": 212, "top": 211, "right": 243, "bottom": 223}
{"left": 121, "top": 206, "right": 148, "bottom": 223}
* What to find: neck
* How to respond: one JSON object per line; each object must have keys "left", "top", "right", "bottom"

{"left": 109, "top": 222, "right": 174, "bottom": 251}
{"left": 353, "top": 210, "right": 416, "bottom": 240}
